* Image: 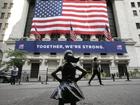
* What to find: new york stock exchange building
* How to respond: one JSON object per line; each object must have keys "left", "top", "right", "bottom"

{"left": 1, "top": 0, "right": 140, "bottom": 81}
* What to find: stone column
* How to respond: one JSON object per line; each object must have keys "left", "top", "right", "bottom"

{"left": 38, "top": 59, "right": 46, "bottom": 82}
{"left": 29, "top": 34, "right": 35, "bottom": 41}
{"left": 90, "top": 35, "right": 98, "bottom": 41}
{"left": 42, "top": 34, "right": 51, "bottom": 41}
{"left": 110, "top": 56, "right": 119, "bottom": 78}
{"left": 58, "top": 34, "right": 67, "bottom": 41}
{"left": 76, "top": 35, "right": 82, "bottom": 41}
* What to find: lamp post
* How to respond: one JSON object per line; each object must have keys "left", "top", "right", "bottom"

{"left": 46, "top": 68, "right": 48, "bottom": 84}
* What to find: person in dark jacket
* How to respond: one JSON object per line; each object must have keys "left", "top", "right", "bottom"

{"left": 111, "top": 73, "right": 115, "bottom": 82}
{"left": 88, "top": 57, "right": 103, "bottom": 86}
{"left": 51, "top": 50, "right": 87, "bottom": 105}
{"left": 10, "top": 66, "right": 18, "bottom": 85}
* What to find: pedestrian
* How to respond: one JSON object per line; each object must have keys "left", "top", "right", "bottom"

{"left": 10, "top": 66, "right": 18, "bottom": 85}
{"left": 88, "top": 57, "right": 103, "bottom": 86}
{"left": 111, "top": 73, "right": 115, "bottom": 82}
{"left": 125, "top": 71, "right": 130, "bottom": 81}
{"left": 51, "top": 50, "right": 87, "bottom": 105}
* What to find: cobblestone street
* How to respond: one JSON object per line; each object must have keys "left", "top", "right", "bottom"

{"left": 0, "top": 79, "right": 140, "bottom": 105}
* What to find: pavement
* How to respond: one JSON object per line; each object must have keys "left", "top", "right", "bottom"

{"left": 0, "top": 79, "right": 140, "bottom": 105}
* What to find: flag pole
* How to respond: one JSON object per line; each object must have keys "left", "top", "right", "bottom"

{"left": 34, "top": 23, "right": 41, "bottom": 40}
{"left": 104, "top": 24, "right": 113, "bottom": 41}
{"left": 69, "top": 21, "right": 76, "bottom": 41}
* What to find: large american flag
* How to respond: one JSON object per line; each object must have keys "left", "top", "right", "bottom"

{"left": 31, "top": 0, "right": 109, "bottom": 35}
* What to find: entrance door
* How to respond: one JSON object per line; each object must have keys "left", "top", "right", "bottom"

{"left": 30, "top": 63, "right": 40, "bottom": 78}
{"left": 118, "top": 64, "right": 127, "bottom": 77}
{"left": 101, "top": 64, "right": 110, "bottom": 77}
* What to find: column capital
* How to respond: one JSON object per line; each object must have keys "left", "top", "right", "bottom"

{"left": 76, "top": 35, "right": 83, "bottom": 41}
{"left": 58, "top": 34, "right": 67, "bottom": 41}
{"left": 42, "top": 34, "right": 51, "bottom": 41}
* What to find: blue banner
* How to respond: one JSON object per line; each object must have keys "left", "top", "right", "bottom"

{"left": 15, "top": 41, "right": 127, "bottom": 53}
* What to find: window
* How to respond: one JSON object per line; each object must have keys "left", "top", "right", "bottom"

{"left": 0, "top": 13, "right": 5, "bottom": 19}
{"left": 96, "top": 35, "right": 105, "bottom": 41}
{"left": 50, "top": 52, "right": 57, "bottom": 56}
{"left": 7, "top": 13, "right": 11, "bottom": 19}
{"left": 81, "top": 35, "right": 90, "bottom": 41}
{"left": 117, "top": 53, "right": 123, "bottom": 55}
{"left": 138, "top": 2, "right": 140, "bottom": 7}
{"left": 83, "top": 53, "right": 90, "bottom": 57}
{"left": 133, "top": 10, "right": 138, "bottom": 16}
{"left": 2, "top": 3, "right": 8, "bottom": 9}
{"left": 0, "top": 23, "right": 2, "bottom": 30}
{"left": 83, "top": 53, "right": 90, "bottom": 55}
{"left": 3, "top": 23, "right": 8, "bottom": 30}
{"left": 136, "top": 23, "right": 140, "bottom": 29}
{"left": 9, "top": 3, "right": 13, "bottom": 9}
{"left": 100, "top": 53, "right": 107, "bottom": 55}
{"left": 50, "top": 33, "right": 60, "bottom": 41}
{"left": 131, "top": 2, "right": 135, "bottom": 8}
{"left": 34, "top": 52, "right": 40, "bottom": 55}
{"left": 1, "top": 34, "right": 4, "bottom": 37}
{"left": 138, "top": 34, "right": 140, "bottom": 41}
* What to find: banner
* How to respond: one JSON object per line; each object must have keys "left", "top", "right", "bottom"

{"left": 15, "top": 41, "right": 127, "bottom": 53}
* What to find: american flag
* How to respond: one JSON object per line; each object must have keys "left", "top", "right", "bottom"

{"left": 104, "top": 25, "right": 113, "bottom": 41}
{"left": 31, "top": 0, "right": 109, "bottom": 35}
{"left": 70, "top": 23, "right": 76, "bottom": 41}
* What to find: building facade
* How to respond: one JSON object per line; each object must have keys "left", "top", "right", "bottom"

{"left": 0, "top": 0, "right": 140, "bottom": 81}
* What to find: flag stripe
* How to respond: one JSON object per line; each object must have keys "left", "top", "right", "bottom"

{"left": 63, "top": 2, "right": 106, "bottom": 6}
{"left": 63, "top": 10, "right": 107, "bottom": 13}
{"left": 31, "top": 27, "right": 105, "bottom": 32}
{"left": 32, "top": 21, "right": 109, "bottom": 26}
{"left": 31, "top": 0, "right": 109, "bottom": 35}
{"left": 32, "top": 19, "right": 108, "bottom": 23}
{"left": 32, "top": 25, "right": 107, "bottom": 29}
{"left": 31, "top": 30, "right": 105, "bottom": 35}
{"left": 33, "top": 16, "right": 108, "bottom": 22}
{"left": 62, "top": 11, "right": 107, "bottom": 16}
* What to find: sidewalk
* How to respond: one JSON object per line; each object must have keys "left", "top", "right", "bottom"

{"left": 0, "top": 79, "right": 140, "bottom": 105}
{"left": 0, "top": 78, "right": 140, "bottom": 89}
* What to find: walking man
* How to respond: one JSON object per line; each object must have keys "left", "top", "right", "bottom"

{"left": 88, "top": 57, "right": 103, "bottom": 86}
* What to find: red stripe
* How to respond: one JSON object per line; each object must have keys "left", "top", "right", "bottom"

{"left": 63, "top": 0, "right": 106, "bottom": 4}
{"left": 32, "top": 17, "right": 108, "bottom": 23}
{"left": 31, "top": 24, "right": 108, "bottom": 29}
{"left": 63, "top": 5, "right": 107, "bottom": 8}
{"left": 62, "top": 14, "right": 108, "bottom": 18}
{"left": 32, "top": 20, "right": 108, "bottom": 24}
{"left": 63, "top": 9, "right": 107, "bottom": 13}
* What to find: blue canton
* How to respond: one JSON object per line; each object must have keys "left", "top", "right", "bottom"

{"left": 34, "top": 0, "right": 62, "bottom": 18}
